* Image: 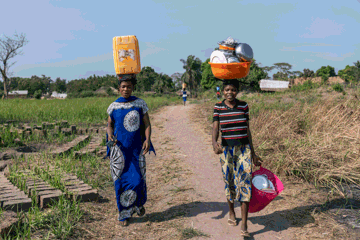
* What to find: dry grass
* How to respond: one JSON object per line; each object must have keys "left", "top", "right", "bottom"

{"left": 194, "top": 87, "right": 360, "bottom": 195}
{"left": 252, "top": 96, "right": 360, "bottom": 193}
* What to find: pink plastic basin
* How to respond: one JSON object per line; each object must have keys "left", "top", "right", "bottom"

{"left": 249, "top": 167, "right": 284, "bottom": 213}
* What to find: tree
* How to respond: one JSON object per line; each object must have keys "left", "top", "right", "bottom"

{"left": 0, "top": 32, "right": 29, "bottom": 99}
{"left": 273, "top": 71, "right": 288, "bottom": 80}
{"left": 239, "top": 60, "right": 268, "bottom": 90}
{"left": 288, "top": 71, "right": 302, "bottom": 80}
{"left": 300, "top": 68, "right": 315, "bottom": 79}
{"left": 200, "top": 58, "right": 220, "bottom": 90}
{"left": 152, "top": 73, "right": 173, "bottom": 93}
{"left": 170, "top": 72, "right": 183, "bottom": 89}
{"left": 315, "top": 65, "right": 336, "bottom": 78}
{"left": 338, "top": 65, "right": 360, "bottom": 83}
{"left": 180, "top": 55, "right": 202, "bottom": 97}
{"left": 136, "top": 67, "right": 158, "bottom": 92}
{"left": 51, "top": 77, "right": 67, "bottom": 93}
{"left": 272, "top": 62, "right": 292, "bottom": 80}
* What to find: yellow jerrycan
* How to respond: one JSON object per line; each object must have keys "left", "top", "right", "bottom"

{"left": 113, "top": 35, "right": 141, "bottom": 75}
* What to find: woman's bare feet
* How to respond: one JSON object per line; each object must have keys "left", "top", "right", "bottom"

{"left": 122, "top": 219, "right": 129, "bottom": 227}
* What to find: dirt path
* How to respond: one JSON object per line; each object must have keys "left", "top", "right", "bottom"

{"left": 156, "top": 103, "right": 295, "bottom": 239}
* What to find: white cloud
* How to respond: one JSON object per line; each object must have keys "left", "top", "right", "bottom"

{"left": 300, "top": 17, "right": 345, "bottom": 39}
{"left": 201, "top": 48, "right": 214, "bottom": 58}
{"left": 149, "top": 65, "right": 162, "bottom": 72}
{"left": 74, "top": 70, "right": 113, "bottom": 79}
{"left": 280, "top": 43, "right": 341, "bottom": 52}
{"left": 141, "top": 42, "right": 167, "bottom": 58}
{"left": 14, "top": 52, "right": 113, "bottom": 71}
{"left": 304, "top": 59, "right": 315, "bottom": 62}
{"left": 311, "top": 52, "right": 355, "bottom": 61}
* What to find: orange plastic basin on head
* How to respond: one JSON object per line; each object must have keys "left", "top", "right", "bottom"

{"left": 209, "top": 61, "right": 252, "bottom": 79}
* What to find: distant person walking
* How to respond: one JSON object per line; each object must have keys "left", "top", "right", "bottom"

{"left": 212, "top": 79, "right": 261, "bottom": 237}
{"left": 106, "top": 74, "right": 156, "bottom": 227}
{"left": 216, "top": 86, "right": 221, "bottom": 100}
{"left": 182, "top": 88, "right": 187, "bottom": 106}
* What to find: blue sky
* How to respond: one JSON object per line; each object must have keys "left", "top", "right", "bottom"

{"left": 1, "top": 0, "right": 360, "bottom": 82}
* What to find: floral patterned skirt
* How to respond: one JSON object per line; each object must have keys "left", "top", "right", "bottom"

{"left": 220, "top": 144, "right": 252, "bottom": 202}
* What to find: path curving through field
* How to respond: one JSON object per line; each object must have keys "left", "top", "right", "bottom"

{"left": 155, "top": 103, "right": 295, "bottom": 240}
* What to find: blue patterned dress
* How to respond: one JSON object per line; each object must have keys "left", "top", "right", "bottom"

{"left": 106, "top": 96, "right": 155, "bottom": 221}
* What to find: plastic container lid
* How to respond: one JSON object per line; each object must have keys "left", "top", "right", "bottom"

{"left": 210, "top": 50, "right": 227, "bottom": 63}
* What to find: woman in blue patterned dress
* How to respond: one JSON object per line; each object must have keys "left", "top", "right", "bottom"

{"left": 106, "top": 74, "right": 155, "bottom": 226}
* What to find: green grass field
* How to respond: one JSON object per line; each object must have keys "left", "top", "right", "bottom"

{"left": 0, "top": 96, "right": 180, "bottom": 126}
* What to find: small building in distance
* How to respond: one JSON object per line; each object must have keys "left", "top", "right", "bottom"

{"left": 259, "top": 79, "right": 290, "bottom": 92}
{"left": 51, "top": 91, "right": 67, "bottom": 99}
{"left": 8, "top": 90, "right": 28, "bottom": 99}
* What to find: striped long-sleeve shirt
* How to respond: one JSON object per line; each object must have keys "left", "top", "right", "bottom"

{"left": 213, "top": 99, "right": 249, "bottom": 146}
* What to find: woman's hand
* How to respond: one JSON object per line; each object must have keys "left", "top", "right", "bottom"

{"left": 108, "top": 135, "right": 118, "bottom": 147}
{"left": 213, "top": 142, "right": 223, "bottom": 155}
{"left": 142, "top": 139, "right": 150, "bottom": 155}
{"left": 253, "top": 154, "right": 262, "bottom": 167}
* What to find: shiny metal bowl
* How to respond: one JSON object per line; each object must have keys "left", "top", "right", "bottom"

{"left": 235, "top": 43, "right": 253, "bottom": 62}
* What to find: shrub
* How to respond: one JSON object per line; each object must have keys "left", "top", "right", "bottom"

{"left": 106, "top": 87, "right": 115, "bottom": 96}
{"left": 34, "top": 90, "right": 42, "bottom": 99}
{"left": 80, "top": 91, "right": 94, "bottom": 98}
{"left": 291, "top": 79, "right": 318, "bottom": 92}
{"left": 332, "top": 83, "right": 344, "bottom": 92}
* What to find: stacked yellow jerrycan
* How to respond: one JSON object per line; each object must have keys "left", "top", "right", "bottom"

{"left": 113, "top": 35, "right": 141, "bottom": 75}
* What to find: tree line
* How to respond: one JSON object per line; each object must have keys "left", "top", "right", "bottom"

{"left": 1, "top": 32, "right": 360, "bottom": 99}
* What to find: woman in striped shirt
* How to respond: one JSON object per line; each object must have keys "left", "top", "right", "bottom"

{"left": 212, "top": 79, "right": 261, "bottom": 237}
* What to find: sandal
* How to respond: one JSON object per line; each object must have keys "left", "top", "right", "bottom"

{"left": 240, "top": 230, "right": 250, "bottom": 237}
{"left": 227, "top": 219, "right": 237, "bottom": 226}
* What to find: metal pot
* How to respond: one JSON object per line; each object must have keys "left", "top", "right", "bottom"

{"left": 235, "top": 43, "right": 253, "bottom": 62}
{"left": 218, "top": 49, "right": 239, "bottom": 63}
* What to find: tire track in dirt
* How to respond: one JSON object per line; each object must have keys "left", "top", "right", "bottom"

{"left": 158, "top": 103, "right": 295, "bottom": 240}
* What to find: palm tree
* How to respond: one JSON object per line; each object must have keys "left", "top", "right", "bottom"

{"left": 180, "top": 55, "right": 202, "bottom": 97}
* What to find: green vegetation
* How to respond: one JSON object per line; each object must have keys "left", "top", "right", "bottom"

{"left": 2, "top": 138, "right": 110, "bottom": 239}
{"left": 0, "top": 124, "right": 76, "bottom": 148}
{"left": 180, "top": 55, "right": 202, "bottom": 97}
{"left": 290, "top": 79, "right": 319, "bottom": 92}
{"left": 199, "top": 85, "right": 360, "bottom": 196}
{"left": 332, "top": 83, "right": 344, "bottom": 92}
{"left": 0, "top": 95, "right": 179, "bottom": 125}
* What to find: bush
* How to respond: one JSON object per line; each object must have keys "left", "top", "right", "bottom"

{"left": 79, "top": 91, "right": 95, "bottom": 98}
{"left": 106, "top": 87, "right": 115, "bottom": 96}
{"left": 291, "top": 79, "right": 318, "bottom": 92}
{"left": 321, "top": 73, "right": 330, "bottom": 84}
{"left": 34, "top": 90, "right": 42, "bottom": 99}
{"left": 332, "top": 83, "right": 344, "bottom": 92}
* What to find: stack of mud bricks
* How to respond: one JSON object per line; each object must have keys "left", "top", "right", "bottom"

{"left": 77, "top": 127, "right": 101, "bottom": 135}
{"left": 0, "top": 172, "right": 32, "bottom": 212}
{"left": 57, "top": 121, "right": 76, "bottom": 136}
{"left": 60, "top": 173, "right": 99, "bottom": 202}
{"left": 24, "top": 175, "right": 63, "bottom": 208}
{"left": 45, "top": 167, "right": 99, "bottom": 202}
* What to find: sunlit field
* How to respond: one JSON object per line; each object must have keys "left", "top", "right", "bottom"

{"left": 0, "top": 96, "right": 179, "bottom": 126}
